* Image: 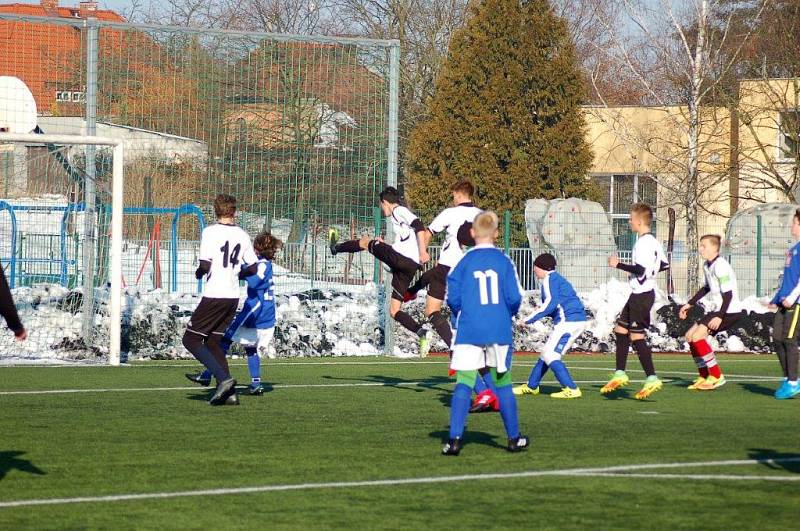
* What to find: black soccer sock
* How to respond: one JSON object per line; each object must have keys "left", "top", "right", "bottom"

{"left": 774, "top": 340, "right": 789, "bottom": 378}
{"left": 206, "top": 334, "right": 231, "bottom": 377}
{"left": 786, "top": 341, "right": 799, "bottom": 381}
{"left": 334, "top": 240, "right": 363, "bottom": 254}
{"left": 394, "top": 310, "right": 422, "bottom": 334}
{"left": 632, "top": 338, "right": 656, "bottom": 377}
{"left": 614, "top": 332, "right": 630, "bottom": 371}
{"left": 182, "top": 331, "right": 228, "bottom": 382}
{"left": 429, "top": 310, "right": 452, "bottom": 347}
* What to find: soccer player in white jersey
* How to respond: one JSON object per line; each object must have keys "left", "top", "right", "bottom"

{"left": 328, "top": 186, "right": 429, "bottom": 354}
{"left": 411, "top": 180, "right": 482, "bottom": 354}
{"left": 603, "top": 203, "right": 669, "bottom": 400}
{"left": 679, "top": 235, "right": 743, "bottom": 390}
{"left": 182, "top": 194, "right": 258, "bottom": 406}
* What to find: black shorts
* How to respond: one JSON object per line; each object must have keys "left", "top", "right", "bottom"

{"left": 368, "top": 240, "right": 420, "bottom": 301}
{"left": 426, "top": 264, "right": 451, "bottom": 300}
{"left": 616, "top": 291, "right": 655, "bottom": 333}
{"left": 187, "top": 297, "right": 239, "bottom": 337}
{"left": 698, "top": 311, "right": 745, "bottom": 335}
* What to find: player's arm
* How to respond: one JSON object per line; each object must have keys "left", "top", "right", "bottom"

{"left": 196, "top": 228, "right": 213, "bottom": 279}
{"left": 614, "top": 261, "right": 646, "bottom": 275}
{"left": 0, "top": 267, "right": 25, "bottom": 339}
{"left": 524, "top": 275, "right": 557, "bottom": 324}
{"left": 504, "top": 258, "right": 524, "bottom": 316}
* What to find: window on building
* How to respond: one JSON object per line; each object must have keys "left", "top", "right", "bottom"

{"left": 591, "top": 174, "right": 657, "bottom": 250}
{"left": 55, "top": 91, "right": 71, "bottom": 102}
{"left": 778, "top": 109, "right": 800, "bottom": 161}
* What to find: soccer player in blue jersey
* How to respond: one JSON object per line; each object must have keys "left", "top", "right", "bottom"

{"left": 514, "top": 253, "right": 587, "bottom": 399}
{"left": 187, "top": 232, "right": 282, "bottom": 396}
{"left": 442, "top": 211, "right": 528, "bottom": 455}
{"left": 769, "top": 208, "right": 800, "bottom": 400}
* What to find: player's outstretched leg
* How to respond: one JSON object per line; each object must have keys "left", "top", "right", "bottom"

{"left": 443, "top": 370, "right": 477, "bottom": 456}
{"left": 632, "top": 334, "right": 662, "bottom": 400}
{"left": 693, "top": 338, "right": 726, "bottom": 391}
{"left": 329, "top": 230, "right": 367, "bottom": 256}
{"left": 776, "top": 339, "right": 800, "bottom": 399}
{"left": 601, "top": 328, "right": 631, "bottom": 394}
{"left": 514, "top": 358, "right": 546, "bottom": 396}
{"left": 246, "top": 347, "right": 264, "bottom": 395}
{"left": 549, "top": 360, "right": 582, "bottom": 399}
{"left": 491, "top": 367, "right": 528, "bottom": 452}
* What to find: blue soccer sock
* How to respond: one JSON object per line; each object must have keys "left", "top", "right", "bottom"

{"left": 527, "top": 359, "right": 549, "bottom": 388}
{"left": 473, "top": 374, "right": 487, "bottom": 394}
{"left": 495, "top": 383, "right": 520, "bottom": 440}
{"left": 200, "top": 368, "right": 212, "bottom": 380}
{"left": 473, "top": 370, "right": 496, "bottom": 394}
{"left": 549, "top": 360, "right": 577, "bottom": 389}
{"left": 246, "top": 348, "right": 261, "bottom": 383}
{"left": 449, "top": 383, "right": 472, "bottom": 439}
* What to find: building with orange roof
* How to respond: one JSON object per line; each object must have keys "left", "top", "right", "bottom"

{"left": 0, "top": 1, "right": 125, "bottom": 116}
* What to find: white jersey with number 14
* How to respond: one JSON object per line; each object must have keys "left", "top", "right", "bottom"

{"left": 199, "top": 223, "right": 258, "bottom": 299}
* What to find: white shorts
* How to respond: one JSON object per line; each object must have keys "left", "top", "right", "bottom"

{"left": 230, "top": 326, "right": 275, "bottom": 358}
{"left": 540, "top": 321, "right": 586, "bottom": 364}
{"left": 450, "top": 344, "right": 512, "bottom": 373}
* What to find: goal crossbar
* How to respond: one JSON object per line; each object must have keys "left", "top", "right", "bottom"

{"left": 0, "top": 133, "right": 124, "bottom": 366}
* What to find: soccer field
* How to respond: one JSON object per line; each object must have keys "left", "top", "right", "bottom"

{"left": 0, "top": 355, "right": 797, "bottom": 529}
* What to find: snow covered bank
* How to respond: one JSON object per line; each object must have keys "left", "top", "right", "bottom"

{"left": 0, "top": 278, "right": 776, "bottom": 364}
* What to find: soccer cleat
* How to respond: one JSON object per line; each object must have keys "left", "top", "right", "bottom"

{"left": 418, "top": 328, "right": 432, "bottom": 358}
{"left": 775, "top": 381, "right": 800, "bottom": 400}
{"left": 224, "top": 392, "right": 240, "bottom": 405}
{"left": 402, "top": 291, "right": 416, "bottom": 302}
{"left": 209, "top": 378, "right": 237, "bottom": 406}
{"left": 442, "top": 438, "right": 462, "bottom": 456}
{"left": 696, "top": 375, "right": 726, "bottom": 391}
{"left": 687, "top": 376, "right": 707, "bottom": 390}
{"left": 470, "top": 390, "right": 499, "bottom": 413}
{"left": 507, "top": 435, "right": 530, "bottom": 452}
{"left": 185, "top": 371, "right": 212, "bottom": 387}
{"left": 248, "top": 382, "right": 265, "bottom": 395}
{"left": 328, "top": 227, "right": 339, "bottom": 255}
{"left": 635, "top": 376, "right": 663, "bottom": 400}
{"left": 513, "top": 384, "right": 540, "bottom": 396}
{"left": 551, "top": 387, "right": 582, "bottom": 399}
{"left": 600, "top": 370, "right": 630, "bottom": 394}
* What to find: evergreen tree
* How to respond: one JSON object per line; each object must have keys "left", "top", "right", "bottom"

{"left": 405, "top": 0, "right": 596, "bottom": 245}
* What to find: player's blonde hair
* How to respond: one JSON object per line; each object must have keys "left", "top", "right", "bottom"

{"left": 700, "top": 234, "right": 722, "bottom": 249}
{"left": 473, "top": 211, "right": 499, "bottom": 239}
{"left": 630, "top": 202, "right": 653, "bottom": 225}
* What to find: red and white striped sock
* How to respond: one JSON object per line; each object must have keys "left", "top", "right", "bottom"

{"left": 695, "top": 338, "right": 722, "bottom": 378}
{"left": 690, "top": 340, "right": 710, "bottom": 378}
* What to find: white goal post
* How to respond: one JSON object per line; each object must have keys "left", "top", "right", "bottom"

{"left": 0, "top": 133, "right": 124, "bottom": 366}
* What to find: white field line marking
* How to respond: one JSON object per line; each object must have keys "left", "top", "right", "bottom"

{"left": 1, "top": 358, "right": 778, "bottom": 369}
{"left": 0, "top": 375, "right": 785, "bottom": 397}
{"left": 0, "top": 457, "right": 797, "bottom": 509}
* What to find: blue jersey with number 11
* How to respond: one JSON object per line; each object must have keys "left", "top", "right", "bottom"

{"left": 446, "top": 243, "right": 524, "bottom": 346}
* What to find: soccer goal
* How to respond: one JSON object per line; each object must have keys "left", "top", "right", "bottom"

{"left": 0, "top": 132, "right": 124, "bottom": 366}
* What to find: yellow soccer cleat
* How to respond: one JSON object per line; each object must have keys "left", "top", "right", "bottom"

{"left": 697, "top": 375, "right": 726, "bottom": 391}
{"left": 600, "top": 371, "right": 630, "bottom": 394}
{"left": 513, "top": 384, "right": 539, "bottom": 396}
{"left": 551, "top": 387, "right": 582, "bottom": 399}
{"left": 687, "top": 376, "right": 707, "bottom": 390}
{"left": 635, "top": 376, "right": 663, "bottom": 400}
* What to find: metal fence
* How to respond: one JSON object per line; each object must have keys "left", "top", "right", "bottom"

{"left": 0, "top": 13, "right": 399, "bottom": 360}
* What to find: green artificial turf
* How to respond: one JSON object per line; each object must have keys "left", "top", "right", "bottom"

{"left": 0, "top": 355, "right": 797, "bottom": 530}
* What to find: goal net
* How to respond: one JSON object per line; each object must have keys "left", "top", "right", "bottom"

{"left": 0, "top": 133, "right": 123, "bottom": 365}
